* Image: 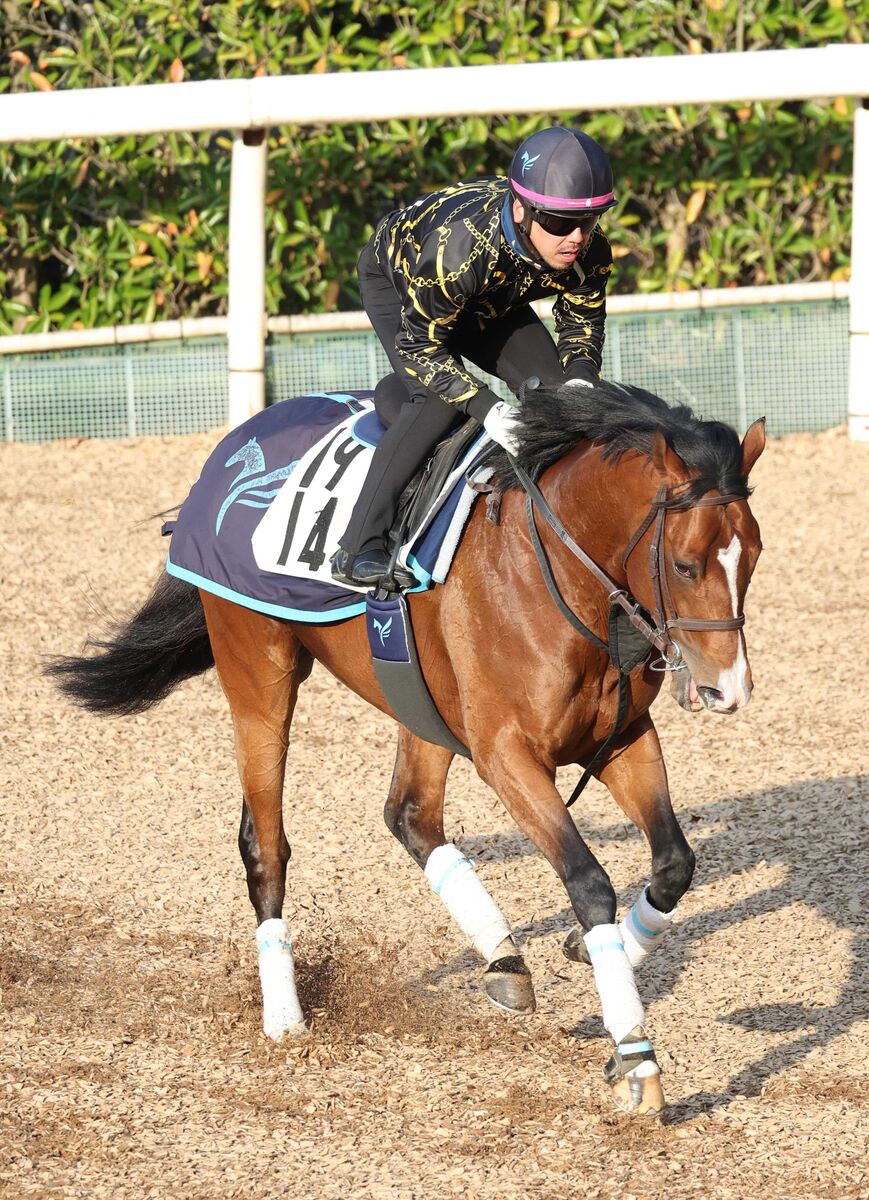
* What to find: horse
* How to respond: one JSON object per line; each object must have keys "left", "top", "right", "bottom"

{"left": 48, "top": 380, "right": 765, "bottom": 1117}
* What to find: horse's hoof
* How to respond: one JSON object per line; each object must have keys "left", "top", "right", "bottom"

{"left": 562, "top": 927, "right": 591, "bottom": 965}
{"left": 484, "top": 954, "right": 536, "bottom": 1014}
{"left": 263, "top": 1020, "right": 309, "bottom": 1042}
{"left": 604, "top": 1027, "right": 664, "bottom": 1116}
{"left": 609, "top": 1068, "right": 665, "bottom": 1117}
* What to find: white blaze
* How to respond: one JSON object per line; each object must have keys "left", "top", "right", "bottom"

{"left": 715, "top": 534, "right": 751, "bottom": 708}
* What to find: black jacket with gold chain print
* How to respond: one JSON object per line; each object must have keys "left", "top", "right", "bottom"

{"left": 369, "top": 176, "right": 613, "bottom": 417}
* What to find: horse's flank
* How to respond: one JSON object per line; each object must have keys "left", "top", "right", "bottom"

{"left": 290, "top": 409, "right": 690, "bottom": 770}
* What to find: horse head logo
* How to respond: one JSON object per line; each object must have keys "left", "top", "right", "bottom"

{"left": 373, "top": 616, "right": 393, "bottom": 646}
{"left": 215, "top": 437, "right": 296, "bottom": 535}
{"left": 520, "top": 151, "right": 540, "bottom": 177}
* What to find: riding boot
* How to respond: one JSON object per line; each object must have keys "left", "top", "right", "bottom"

{"left": 337, "top": 391, "right": 463, "bottom": 561}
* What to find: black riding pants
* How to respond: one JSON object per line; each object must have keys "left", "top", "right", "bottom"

{"left": 338, "top": 241, "right": 568, "bottom": 555}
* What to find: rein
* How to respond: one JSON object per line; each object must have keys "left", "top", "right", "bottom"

{"left": 507, "top": 452, "right": 745, "bottom": 806}
{"left": 511, "top": 460, "right": 676, "bottom": 664}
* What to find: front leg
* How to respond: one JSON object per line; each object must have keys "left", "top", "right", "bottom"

{"left": 384, "top": 727, "right": 534, "bottom": 1014}
{"left": 477, "top": 737, "right": 663, "bottom": 1116}
{"left": 596, "top": 714, "right": 695, "bottom": 968}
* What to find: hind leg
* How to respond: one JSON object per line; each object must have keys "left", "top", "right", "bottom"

{"left": 202, "top": 593, "right": 313, "bottom": 1039}
{"left": 384, "top": 728, "right": 535, "bottom": 1014}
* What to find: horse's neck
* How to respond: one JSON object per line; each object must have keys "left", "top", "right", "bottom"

{"left": 546, "top": 445, "right": 647, "bottom": 579}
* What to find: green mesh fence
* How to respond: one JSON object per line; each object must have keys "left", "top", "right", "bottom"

{"left": 2, "top": 299, "right": 849, "bottom": 443}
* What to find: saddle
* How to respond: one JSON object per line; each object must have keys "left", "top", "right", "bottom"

{"left": 387, "top": 417, "right": 488, "bottom": 557}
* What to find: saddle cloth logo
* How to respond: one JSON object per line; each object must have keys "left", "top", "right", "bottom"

{"left": 250, "top": 407, "right": 375, "bottom": 592}
{"left": 373, "top": 616, "right": 393, "bottom": 645}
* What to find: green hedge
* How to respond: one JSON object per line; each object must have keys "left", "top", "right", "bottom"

{"left": 0, "top": 0, "right": 864, "bottom": 333}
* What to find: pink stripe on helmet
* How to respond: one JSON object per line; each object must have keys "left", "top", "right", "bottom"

{"left": 511, "top": 178, "right": 614, "bottom": 210}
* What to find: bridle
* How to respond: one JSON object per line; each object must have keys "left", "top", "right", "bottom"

{"left": 510, "top": 460, "right": 746, "bottom": 673}
{"left": 621, "top": 483, "right": 747, "bottom": 666}
{"left": 507, "top": 455, "right": 748, "bottom": 806}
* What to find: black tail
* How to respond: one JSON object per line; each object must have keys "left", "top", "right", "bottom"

{"left": 46, "top": 572, "right": 214, "bottom": 715}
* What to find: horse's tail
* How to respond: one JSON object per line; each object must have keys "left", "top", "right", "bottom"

{"left": 46, "top": 572, "right": 214, "bottom": 715}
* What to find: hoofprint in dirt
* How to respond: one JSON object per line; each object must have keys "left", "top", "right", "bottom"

{"left": 1, "top": 427, "right": 866, "bottom": 1199}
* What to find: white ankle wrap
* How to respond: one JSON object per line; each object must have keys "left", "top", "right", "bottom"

{"left": 424, "top": 843, "right": 512, "bottom": 963}
{"left": 584, "top": 923, "right": 645, "bottom": 1045}
{"left": 619, "top": 888, "right": 674, "bottom": 968}
{"left": 256, "top": 918, "right": 305, "bottom": 1039}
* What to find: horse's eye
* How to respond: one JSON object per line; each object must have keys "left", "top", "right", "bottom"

{"left": 674, "top": 561, "right": 695, "bottom": 579}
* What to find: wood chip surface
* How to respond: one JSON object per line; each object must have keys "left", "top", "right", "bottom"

{"left": 1, "top": 425, "right": 866, "bottom": 1199}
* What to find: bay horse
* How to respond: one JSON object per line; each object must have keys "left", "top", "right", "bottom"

{"left": 48, "top": 381, "right": 765, "bottom": 1117}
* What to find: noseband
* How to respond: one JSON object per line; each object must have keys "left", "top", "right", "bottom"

{"left": 510, "top": 462, "right": 745, "bottom": 671}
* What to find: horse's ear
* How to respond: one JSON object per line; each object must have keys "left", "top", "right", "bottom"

{"left": 650, "top": 428, "right": 689, "bottom": 482}
{"left": 741, "top": 417, "right": 766, "bottom": 476}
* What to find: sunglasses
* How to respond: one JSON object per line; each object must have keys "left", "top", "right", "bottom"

{"left": 531, "top": 209, "right": 599, "bottom": 238}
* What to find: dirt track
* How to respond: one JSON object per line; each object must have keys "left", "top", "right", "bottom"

{"left": 1, "top": 425, "right": 867, "bottom": 1199}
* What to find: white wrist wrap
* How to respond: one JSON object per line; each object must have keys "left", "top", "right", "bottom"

{"left": 619, "top": 888, "right": 674, "bottom": 968}
{"left": 424, "top": 843, "right": 512, "bottom": 963}
{"left": 256, "top": 918, "right": 305, "bottom": 1039}
{"left": 584, "top": 923, "right": 645, "bottom": 1045}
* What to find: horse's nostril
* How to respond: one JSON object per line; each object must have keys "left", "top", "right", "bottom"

{"left": 697, "top": 686, "right": 724, "bottom": 707}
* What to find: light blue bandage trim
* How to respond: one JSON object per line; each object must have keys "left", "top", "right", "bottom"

{"left": 618, "top": 1039, "right": 653, "bottom": 1054}
{"left": 629, "top": 913, "right": 665, "bottom": 939}
{"left": 588, "top": 940, "right": 628, "bottom": 960}
{"left": 257, "top": 938, "right": 293, "bottom": 953}
{"left": 430, "top": 854, "right": 472, "bottom": 897}
{"left": 587, "top": 940, "right": 628, "bottom": 958}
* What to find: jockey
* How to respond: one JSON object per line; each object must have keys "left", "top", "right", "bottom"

{"left": 331, "top": 125, "right": 617, "bottom": 590}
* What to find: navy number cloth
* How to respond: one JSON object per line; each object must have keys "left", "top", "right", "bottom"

{"left": 164, "top": 391, "right": 487, "bottom": 623}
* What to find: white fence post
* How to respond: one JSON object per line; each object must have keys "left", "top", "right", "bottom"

{"left": 228, "top": 129, "right": 267, "bottom": 427}
{"left": 849, "top": 99, "right": 869, "bottom": 441}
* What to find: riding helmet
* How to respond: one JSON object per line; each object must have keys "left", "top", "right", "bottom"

{"left": 509, "top": 127, "right": 616, "bottom": 216}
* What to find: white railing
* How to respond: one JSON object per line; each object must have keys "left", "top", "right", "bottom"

{"left": 0, "top": 47, "right": 867, "bottom": 437}
{"left": 0, "top": 281, "right": 849, "bottom": 356}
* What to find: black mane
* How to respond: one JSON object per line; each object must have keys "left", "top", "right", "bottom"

{"left": 491, "top": 380, "right": 750, "bottom": 506}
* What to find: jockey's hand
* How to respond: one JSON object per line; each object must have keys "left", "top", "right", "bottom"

{"left": 563, "top": 377, "right": 594, "bottom": 389}
{"left": 483, "top": 400, "right": 521, "bottom": 456}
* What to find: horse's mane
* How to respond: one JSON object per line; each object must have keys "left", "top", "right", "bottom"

{"left": 491, "top": 380, "right": 751, "bottom": 507}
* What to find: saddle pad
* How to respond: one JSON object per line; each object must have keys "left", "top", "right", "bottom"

{"left": 165, "top": 390, "right": 487, "bottom": 623}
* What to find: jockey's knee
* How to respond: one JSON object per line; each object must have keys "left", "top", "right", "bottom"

{"left": 373, "top": 374, "right": 410, "bottom": 427}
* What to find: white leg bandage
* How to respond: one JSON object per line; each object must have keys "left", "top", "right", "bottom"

{"left": 619, "top": 888, "right": 675, "bottom": 969}
{"left": 584, "top": 923, "right": 645, "bottom": 1045}
{"left": 256, "top": 918, "right": 306, "bottom": 1040}
{"left": 424, "top": 843, "right": 513, "bottom": 963}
